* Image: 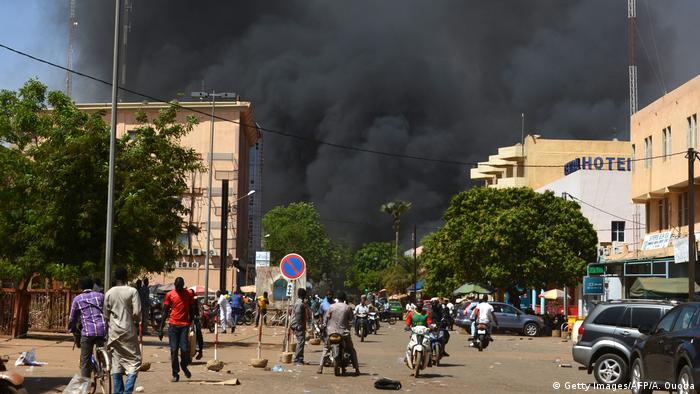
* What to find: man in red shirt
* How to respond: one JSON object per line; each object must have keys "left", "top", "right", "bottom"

{"left": 162, "top": 277, "right": 194, "bottom": 382}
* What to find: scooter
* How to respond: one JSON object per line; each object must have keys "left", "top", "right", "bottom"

{"left": 429, "top": 324, "right": 446, "bottom": 366}
{"left": 328, "top": 332, "right": 352, "bottom": 376}
{"left": 405, "top": 326, "right": 432, "bottom": 378}
{"left": 0, "top": 356, "right": 27, "bottom": 394}
{"left": 355, "top": 313, "right": 369, "bottom": 342}
{"left": 368, "top": 312, "right": 379, "bottom": 334}
{"left": 473, "top": 322, "right": 491, "bottom": 351}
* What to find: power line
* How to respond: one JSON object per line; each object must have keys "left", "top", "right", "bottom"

{"left": 0, "top": 42, "right": 687, "bottom": 168}
{"left": 564, "top": 193, "right": 643, "bottom": 225}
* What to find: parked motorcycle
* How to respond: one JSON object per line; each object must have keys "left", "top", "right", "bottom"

{"left": 368, "top": 312, "right": 379, "bottom": 334}
{"left": 355, "top": 313, "right": 369, "bottom": 342}
{"left": 328, "top": 332, "right": 352, "bottom": 376}
{"left": 200, "top": 304, "right": 218, "bottom": 333}
{"left": 405, "top": 326, "right": 432, "bottom": 378}
{"left": 0, "top": 356, "right": 27, "bottom": 394}
{"left": 473, "top": 322, "right": 491, "bottom": 351}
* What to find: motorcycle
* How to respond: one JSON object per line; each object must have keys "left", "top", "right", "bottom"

{"left": 405, "top": 326, "right": 432, "bottom": 378}
{"left": 328, "top": 332, "right": 352, "bottom": 376}
{"left": 473, "top": 322, "right": 491, "bottom": 351}
{"left": 0, "top": 356, "right": 27, "bottom": 394}
{"left": 368, "top": 312, "right": 379, "bottom": 334}
{"left": 429, "top": 324, "right": 447, "bottom": 366}
{"left": 200, "top": 304, "right": 218, "bottom": 333}
{"left": 149, "top": 297, "right": 164, "bottom": 332}
{"left": 355, "top": 313, "right": 369, "bottom": 342}
{"left": 378, "top": 308, "right": 397, "bottom": 325}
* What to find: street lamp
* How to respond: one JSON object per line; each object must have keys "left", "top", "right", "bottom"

{"left": 191, "top": 90, "right": 237, "bottom": 303}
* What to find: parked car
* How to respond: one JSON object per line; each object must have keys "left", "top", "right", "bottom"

{"left": 454, "top": 302, "right": 477, "bottom": 329}
{"left": 456, "top": 301, "right": 543, "bottom": 336}
{"left": 387, "top": 301, "right": 403, "bottom": 318}
{"left": 572, "top": 299, "right": 673, "bottom": 386}
{"left": 630, "top": 302, "right": 700, "bottom": 394}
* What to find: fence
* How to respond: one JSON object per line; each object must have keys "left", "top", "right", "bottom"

{"left": 0, "top": 288, "right": 78, "bottom": 337}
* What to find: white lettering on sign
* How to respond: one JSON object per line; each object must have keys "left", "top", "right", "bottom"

{"left": 642, "top": 231, "right": 673, "bottom": 251}
{"left": 255, "top": 251, "right": 270, "bottom": 268}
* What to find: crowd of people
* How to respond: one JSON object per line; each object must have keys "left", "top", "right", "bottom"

{"left": 69, "top": 271, "right": 487, "bottom": 393}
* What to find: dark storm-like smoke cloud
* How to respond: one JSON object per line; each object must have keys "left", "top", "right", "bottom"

{"left": 62, "top": 0, "right": 700, "bottom": 247}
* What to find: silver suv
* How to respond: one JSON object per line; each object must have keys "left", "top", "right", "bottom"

{"left": 572, "top": 300, "right": 674, "bottom": 385}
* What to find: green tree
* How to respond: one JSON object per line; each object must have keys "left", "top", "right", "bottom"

{"left": 421, "top": 187, "right": 597, "bottom": 296}
{"left": 380, "top": 200, "right": 412, "bottom": 263}
{"left": 262, "top": 202, "right": 337, "bottom": 283}
{"left": 0, "top": 80, "right": 202, "bottom": 286}
{"left": 381, "top": 264, "right": 412, "bottom": 295}
{"left": 345, "top": 242, "right": 394, "bottom": 292}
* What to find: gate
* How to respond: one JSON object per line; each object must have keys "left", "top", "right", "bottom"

{"left": 26, "top": 290, "right": 78, "bottom": 333}
{"left": 0, "top": 289, "right": 18, "bottom": 336}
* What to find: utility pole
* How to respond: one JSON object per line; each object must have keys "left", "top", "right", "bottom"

{"left": 688, "top": 148, "right": 698, "bottom": 301}
{"left": 66, "top": 0, "right": 77, "bottom": 98}
{"left": 219, "top": 179, "right": 230, "bottom": 292}
{"left": 104, "top": 0, "right": 122, "bottom": 292}
{"left": 413, "top": 224, "right": 417, "bottom": 304}
{"left": 629, "top": 0, "right": 642, "bottom": 257}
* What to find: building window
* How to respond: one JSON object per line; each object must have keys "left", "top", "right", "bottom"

{"left": 688, "top": 114, "right": 698, "bottom": 149}
{"left": 644, "top": 136, "right": 653, "bottom": 168}
{"left": 645, "top": 202, "right": 651, "bottom": 233}
{"left": 679, "top": 192, "right": 689, "bottom": 227}
{"left": 631, "top": 144, "right": 636, "bottom": 171}
{"left": 127, "top": 130, "right": 138, "bottom": 141}
{"left": 662, "top": 127, "right": 672, "bottom": 160}
{"left": 658, "top": 198, "right": 669, "bottom": 230}
{"left": 611, "top": 221, "right": 625, "bottom": 242}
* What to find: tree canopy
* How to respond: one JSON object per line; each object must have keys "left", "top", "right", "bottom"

{"left": 0, "top": 80, "right": 202, "bottom": 285}
{"left": 262, "top": 202, "right": 338, "bottom": 284}
{"left": 344, "top": 242, "right": 394, "bottom": 292}
{"left": 421, "top": 187, "right": 597, "bottom": 296}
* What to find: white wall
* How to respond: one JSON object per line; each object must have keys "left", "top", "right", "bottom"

{"left": 536, "top": 170, "right": 642, "bottom": 245}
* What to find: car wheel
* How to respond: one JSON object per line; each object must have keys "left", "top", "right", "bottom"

{"left": 593, "top": 353, "right": 627, "bottom": 385}
{"left": 678, "top": 365, "right": 695, "bottom": 394}
{"left": 630, "top": 358, "right": 652, "bottom": 394}
{"left": 523, "top": 322, "right": 539, "bottom": 337}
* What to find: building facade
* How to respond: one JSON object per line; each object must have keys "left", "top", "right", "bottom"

{"left": 77, "top": 101, "right": 259, "bottom": 291}
{"left": 605, "top": 74, "right": 700, "bottom": 297}
{"left": 470, "top": 135, "right": 631, "bottom": 190}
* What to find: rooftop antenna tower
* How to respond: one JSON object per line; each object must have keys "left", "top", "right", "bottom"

{"left": 629, "top": 0, "right": 642, "bottom": 256}
{"left": 66, "top": 0, "right": 77, "bottom": 98}
{"left": 119, "top": 0, "right": 133, "bottom": 100}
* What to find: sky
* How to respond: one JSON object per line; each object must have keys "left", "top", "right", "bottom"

{"left": 1, "top": 1, "right": 700, "bottom": 248}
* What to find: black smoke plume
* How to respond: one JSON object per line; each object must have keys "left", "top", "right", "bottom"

{"left": 59, "top": 0, "right": 700, "bottom": 246}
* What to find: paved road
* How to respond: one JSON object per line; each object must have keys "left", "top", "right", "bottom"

{"left": 3, "top": 323, "right": 611, "bottom": 393}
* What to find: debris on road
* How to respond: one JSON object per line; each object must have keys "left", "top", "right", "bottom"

{"left": 374, "top": 378, "right": 402, "bottom": 390}
{"left": 15, "top": 349, "right": 48, "bottom": 366}
{"left": 188, "top": 378, "right": 240, "bottom": 386}
{"left": 206, "top": 359, "right": 224, "bottom": 371}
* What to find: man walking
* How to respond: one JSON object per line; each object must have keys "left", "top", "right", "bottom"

{"left": 68, "top": 277, "right": 106, "bottom": 379}
{"left": 256, "top": 291, "right": 269, "bottom": 327}
{"left": 229, "top": 290, "right": 244, "bottom": 333}
{"left": 291, "top": 288, "right": 309, "bottom": 365}
{"left": 104, "top": 267, "right": 142, "bottom": 394}
{"left": 218, "top": 290, "right": 232, "bottom": 333}
{"left": 161, "top": 277, "right": 194, "bottom": 382}
{"left": 317, "top": 291, "right": 360, "bottom": 376}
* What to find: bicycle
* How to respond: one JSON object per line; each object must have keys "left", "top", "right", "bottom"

{"left": 89, "top": 345, "right": 111, "bottom": 394}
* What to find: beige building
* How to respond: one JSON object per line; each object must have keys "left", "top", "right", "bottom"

{"left": 77, "top": 101, "right": 258, "bottom": 291}
{"left": 470, "top": 135, "right": 631, "bottom": 190}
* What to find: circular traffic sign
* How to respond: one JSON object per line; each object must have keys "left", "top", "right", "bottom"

{"left": 280, "top": 253, "right": 306, "bottom": 280}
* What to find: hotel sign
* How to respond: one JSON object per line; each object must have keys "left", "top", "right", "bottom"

{"left": 564, "top": 157, "right": 631, "bottom": 176}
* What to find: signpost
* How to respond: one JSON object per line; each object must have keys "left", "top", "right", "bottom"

{"left": 587, "top": 264, "right": 606, "bottom": 276}
{"left": 279, "top": 253, "right": 306, "bottom": 357}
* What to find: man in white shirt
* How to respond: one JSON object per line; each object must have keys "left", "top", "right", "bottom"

{"left": 354, "top": 296, "right": 370, "bottom": 336}
{"left": 469, "top": 296, "right": 498, "bottom": 344}
{"left": 405, "top": 301, "right": 416, "bottom": 313}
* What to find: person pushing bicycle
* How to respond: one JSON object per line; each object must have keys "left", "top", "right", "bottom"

{"left": 68, "top": 277, "right": 107, "bottom": 379}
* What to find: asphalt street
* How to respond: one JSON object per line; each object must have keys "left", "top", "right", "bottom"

{"left": 2, "top": 323, "right": 614, "bottom": 393}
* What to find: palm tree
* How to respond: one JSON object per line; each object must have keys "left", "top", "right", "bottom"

{"left": 380, "top": 200, "right": 412, "bottom": 263}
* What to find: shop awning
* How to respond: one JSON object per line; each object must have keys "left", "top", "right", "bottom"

{"left": 452, "top": 282, "right": 494, "bottom": 296}
{"left": 629, "top": 277, "right": 700, "bottom": 299}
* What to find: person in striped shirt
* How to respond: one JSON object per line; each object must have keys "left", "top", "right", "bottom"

{"left": 68, "top": 277, "right": 106, "bottom": 378}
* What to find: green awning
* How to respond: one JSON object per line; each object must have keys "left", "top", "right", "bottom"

{"left": 629, "top": 277, "right": 700, "bottom": 299}
{"left": 452, "top": 283, "right": 493, "bottom": 296}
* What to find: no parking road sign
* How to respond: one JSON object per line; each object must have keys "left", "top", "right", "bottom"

{"left": 280, "top": 253, "right": 306, "bottom": 280}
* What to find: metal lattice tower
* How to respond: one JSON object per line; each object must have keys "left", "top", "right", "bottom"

{"left": 629, "top": 0, "right": 642, "bottom": 254}
{"left": 66, "top": 0, "right": 77, "bottom": 98}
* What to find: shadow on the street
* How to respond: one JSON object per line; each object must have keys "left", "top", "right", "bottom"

{"left": 417, "top": 373, "right": 453, "bottom": 378}
{"left": 435, "top": 363, "right": 464, "bottom": 367}
{"left": 23, "top": 376, "right": 71, "bottom": 393}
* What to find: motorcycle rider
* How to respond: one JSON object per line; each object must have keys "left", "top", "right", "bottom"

{"left": 469, "top": 296, "right": 499, "bottom": 347}
{"left": 430, "top": 299, "right": 450, "bottom": 357}
{"left": 405, "top": 303, "right": 431, "bottom": 328}
{"left": 354, "top": 295, "right": 370, "bottom": 336}
{"left": 317, "top": 291, "right": 360, "bottom": 376}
